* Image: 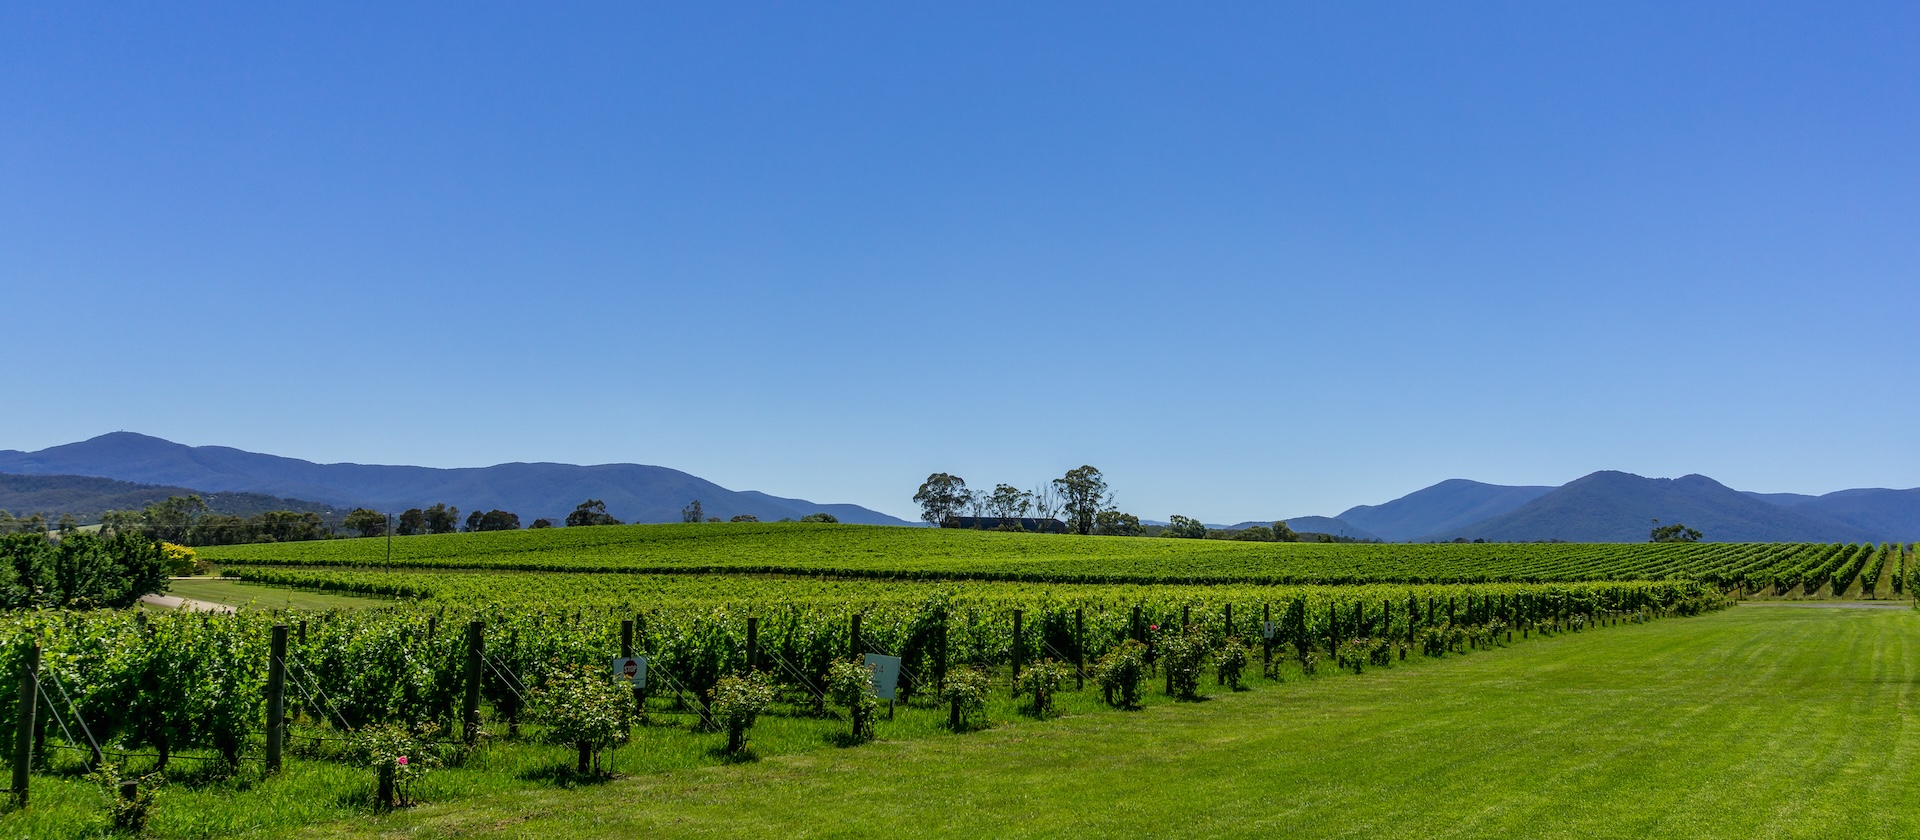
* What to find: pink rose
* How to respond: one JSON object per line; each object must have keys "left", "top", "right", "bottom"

{"left": 397, "top": 755, "right": 408, "bottom": 766}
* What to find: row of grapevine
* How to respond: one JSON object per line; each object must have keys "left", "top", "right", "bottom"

{"left": 197, "top": 524, "right": 1908, "bottom": 587}
{"left": 0, "top": 578, "right": 1726, "bottom": 771}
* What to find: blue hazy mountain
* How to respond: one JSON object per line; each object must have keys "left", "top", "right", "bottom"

{"left": 1427, "top": 471, "right": 1882, "bottom": 543}
{"left": 1216, "top": 516, "right": 1382, "bottom": 541}
{"left": 0, "top": 472, "right": 340, "bottom": 523}
{"left": 0, "top": 432, "right": 911, "bottom": 526}
{"left": 1755, "top": 487, "right": 1920, "bottom": 539}
{"left": 1334, "top": 479, "right": 1555, "bottom": 542}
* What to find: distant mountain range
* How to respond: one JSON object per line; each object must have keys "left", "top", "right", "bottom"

{"left": 4, "top": 433, "right": 1913, "bottom": 541}
{"left": 0, "top": 473, "right": 341, "bottom": 523}
{"left": 1269, "top": 471, "right": 1917, "bottom": 543}
{"left": 0, "top": 433, "right": 912, "bottom": 526}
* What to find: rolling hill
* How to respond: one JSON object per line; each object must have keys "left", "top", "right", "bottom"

{"left": 1427, "top": 471, "right": 1882, "bottom": 543}
{"left": 1334, "top": 479, "right": 1554, "bottom": 542}
{"left": 0, "top": 433, "right": 912, "bottom": 526}
{"left": 0, "top": 473, "right": 340, "bottom": 523}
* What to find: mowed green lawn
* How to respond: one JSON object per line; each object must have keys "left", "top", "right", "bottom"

{"left": 302, "top": 604, "right": 1920, "bottom": 840}
{"left": 166, "top": 577, "right": 389, "bottom": 610}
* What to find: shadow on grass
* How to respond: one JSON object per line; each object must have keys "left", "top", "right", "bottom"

{"left": 517, "top": 764, "right": 620, "bottom": 788}
{"left": 824, "top": 732, "right": 874, "bottom": 749}
{"left": 705, "top": 745, "right": 760, "bottom": 765}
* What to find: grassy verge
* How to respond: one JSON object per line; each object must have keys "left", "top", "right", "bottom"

{"left": 294, "top": 604, "right": 1919, "bottom": 839}
{"left": 165, "top": 577, "right": 390, "bottom": 611}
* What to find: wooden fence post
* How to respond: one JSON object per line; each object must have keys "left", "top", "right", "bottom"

{"left": 934, "top": 611, "right": 948, "bottom": 694}
{"left": 1074, "top": 609, "right": 1084, "bottom": 690}
{"left": 1224, "top": 603, "right": 1233, "bottom": 637}
{"left": 1262, "top": 604, "right": 1272, "bottom": 667}
{"left": 266, "top": 625, "right": 287, "bottom": 774}
{"left": 462, "top": 622, "right": 483, "bottom": 744}
{"left": 1011, "top": 609, "right": 1023, "bottom": 697}
{"left": 12, "top": 643, "right": 37, "bottom": 808}
{"left": 851, "top": 613, "right": 863, "bottom": 660}
{"left": 746, "top": 617, "right": 758, "bottom": 674}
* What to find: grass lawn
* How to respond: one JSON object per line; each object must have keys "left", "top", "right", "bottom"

{"left": 294, "top": 604, "right": 1920, "bottom": 839}
{"left": 166, "top": 577, "right": 390, "bottom": 610}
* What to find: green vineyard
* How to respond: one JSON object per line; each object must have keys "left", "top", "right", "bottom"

{"left": 198, "top": 523, "right": 1916, "bottom": 589}
{"left": 2, "top": 524, "right": 1911, "bottom": 836}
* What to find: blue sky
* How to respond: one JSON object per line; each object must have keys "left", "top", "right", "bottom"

{"left": 3, "top": 2, "right": 1916, "bottom": 523}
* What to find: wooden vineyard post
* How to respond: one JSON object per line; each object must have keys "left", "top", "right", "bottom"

{"left": 1353, "top": 601, "right": 1363, "bottom": 640}
{"left": 621, "top": 619, "right": 634, "bottom": 659}
{"left": 1224, "top": 603, "right": 1233, "bottom": 637}
{"left": 1132, "top": 606, "right": 1142, "bottom": 643}
{"left": 746, "top": 617, "right": 758, "bottom": 674}
{"left": 1407, "top": 593, "right": 1417, "bottom": 651}
{"left": 1262, "top": 604, "right": 1272, "bottom": 668}
{"left": 462, "top": 621, "right": 483, "bottom": 744}
{"left": 1011, "top": 609, "right": 1023, "bottom": 697}
{"left": 934, "top": 613, "right": 948, "bottom": 694}
{"left": 11, "top": 643, "right": 36, "bottom": 808}
{"left": 427, "top": 616, "right": 437, "bottom": 643}
{"left": 266, "top": 624, "right": 287, "bottom": 774}
{"left": 1182, "top": 605, "right": 1190, "bottom": 630}
{"left": 1327, "top": 600, "right": 1338, "bottom": 657}
{"left": 851, "top": 613, "right": 863, "bottom": 660}
{"left": 298, "top": 620, "right": 308, "bottom": 646}
{"left": 1074, "top": 609, "right": 1085, "bottom": 690}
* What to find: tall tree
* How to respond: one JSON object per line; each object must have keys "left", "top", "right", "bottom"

{"left": 913, "top": 473, "right": 973, "bottom": 527}
{"left": 1053, "top": 466, "right": 1109, "bottom": 536}
{"left": 395, "top": 508, "right": 427, "bottom": 536}
{"left": 567, "top": 499, "right": 622, "bottom": 527}
{"left": 143, "top": 495, "right": 209, "bottom": 543}
{"left": 344, "top": 508, "right": 388, "bottom": 538}
{"left": 474, "top": 509, "right": 521, "bottom": 531}
{"left": 1030, "top": 484, "right": 1060, "bottom": 523}
{"left": 682, "top": 500, "right": 705, "bottom": 523}
{"left": 1649, "top": 519, "right": 1702, "bottom": 543}
{"left": 987, "top": 485, "right": 1032, "bottom": 519}
{"left": 1165, "top": 515, "right": 1207, "bottom": 539}
{"left": 1094, "top": 509, "right": 1144, "bottom": 537}
{"left": 423, "top": 503, "right": 461, "bottom": 535}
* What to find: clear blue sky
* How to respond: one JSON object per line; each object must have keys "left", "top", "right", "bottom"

{"left": 4, "top": 3, "right": 1916, "bottom": 523}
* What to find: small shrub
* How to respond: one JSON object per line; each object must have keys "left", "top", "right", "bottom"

{"left": 1016, "top": 659, "right": 1067, "bottom": 718}
{"left": 1366, "top": 637, "right": 1394, "bottom": 667}
{"left": 1335, "top": 638, "right": 1370, "bottom": 674}
{"left": 710, "top": 671, "right": 775, "bottom": 754}
{"left": 1093, "top": 640, "right": 1147, "bottom": 709}
{"left": 89, "top": 763, "right": 156, "bottom": 833}
{"left": 532, "top": 662, "right": 635, "bottom": 775}
{"left": 941, "top": 666, "right": 991, "bottom": 730}
{"left": 1298, "top": 649, "right": 1320, "bottom": 675}
{"left": 827, "top": 658, "right": 880, "bottom": 743}
{"left": 1158, "top": 625, "right": 1212, "bottom": 700}
{"left": 1216, "top": 640, "right": 1249, "bottom": 690}
{"left": 350, "top": 722, "right": 442, "bottom": 809}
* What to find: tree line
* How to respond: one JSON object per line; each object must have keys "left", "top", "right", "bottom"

{"left": 915, "top": 466, "right": 1145, "bottom": 536}
{"left": 915, "top": 467, "right": 1355, "bottom": 542}
{"left": 0, "top": 530, "right": 174, "bottom": 609}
